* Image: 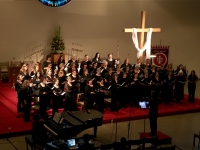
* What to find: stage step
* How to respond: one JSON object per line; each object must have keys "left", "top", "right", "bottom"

{"left": 140, "top": 131, "right": 172, "bottom": 145}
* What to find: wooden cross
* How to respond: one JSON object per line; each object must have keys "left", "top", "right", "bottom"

{"left": 124, "top": 11, "right": 161, "bottom": 62}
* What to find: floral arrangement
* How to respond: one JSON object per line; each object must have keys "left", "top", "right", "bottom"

{"left": 51, "top": 26, "right": 65, "bottom": 53}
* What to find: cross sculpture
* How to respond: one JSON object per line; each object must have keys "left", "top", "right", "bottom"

{"left": 124, "top": 11, "right": 161, "bottom": 62}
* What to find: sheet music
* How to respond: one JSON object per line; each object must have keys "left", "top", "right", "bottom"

{"left": 53, "top": 112, "right": 61, "bottom": 123}
{"left": 61, "top": 92, "right": 66, "bottom": 95}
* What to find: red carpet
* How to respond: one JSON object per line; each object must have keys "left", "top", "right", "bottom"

{"left": 0, "top": 82, "right": 200, "bottom": 138}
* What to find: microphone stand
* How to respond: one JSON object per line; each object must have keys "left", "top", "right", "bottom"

{"left": 127, "top": 102, "right": 134, "bottom": 140}
{"left": 115, "top": 103, "right": 119, "bottom": 142}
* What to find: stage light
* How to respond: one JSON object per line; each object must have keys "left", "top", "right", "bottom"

{"left": 39, "top": 0, "right": 72, "bottom": 7}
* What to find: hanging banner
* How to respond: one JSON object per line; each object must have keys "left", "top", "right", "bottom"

{"left": 151, "top": 46, "right": 169, "bottom": 68}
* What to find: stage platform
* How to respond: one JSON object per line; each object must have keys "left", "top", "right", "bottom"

{"left": 140, "top": 131, "right": 172, "bottom": 145}
{"left": 0, "top": 83, "right": 200, "bottom": 138}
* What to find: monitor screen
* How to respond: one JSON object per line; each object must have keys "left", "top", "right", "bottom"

{"left": 67, "top": 139, "right": 76, "bottom": 147}
{"left": 139, "top": 101, "right": 149, "bottom": 109}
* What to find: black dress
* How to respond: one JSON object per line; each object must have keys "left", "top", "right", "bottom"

{"left": 130, "top": 78, "right": 140, "bottom": 106}
{"left": 174, "top": 75, "right": 186, "bottom": 103}
{"left": 39, "top": 83, "right": 50, "bottom": 118}
{"left": 162, "top": 76, "right": 175, "bottom": 103}
{"left": 187, "top": 75, "right": 198, "bottom": 102}
{"left": 15, "top": 81, "right": 23, "bottom": 113}
{"left": 22, "top": 87, "right": 33, "bottom": 122}
{"left": 84, "top": 84, "right": 96, "bottom": 111}
{"left": 96, "top": 83, "right": 105, "bottom": 113}
{"left": 52, "top": 86, "right": 62, "bottom": 115}
{"left": 110, "top": 79, "right": 120, "bottom": 111}
{"left": 65, "top": 82, "right": 77, "bottom": 111}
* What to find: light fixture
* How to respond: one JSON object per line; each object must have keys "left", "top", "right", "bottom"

{"left": 39, "top": 0, "right": 72, "bottom": 7}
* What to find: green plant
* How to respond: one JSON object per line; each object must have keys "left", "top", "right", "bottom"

{"left": 51, "top": 26, "right": 65, "bottom": 53}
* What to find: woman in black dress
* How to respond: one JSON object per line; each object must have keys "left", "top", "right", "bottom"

{"left": 174, "top": 64, "right": 187, "bottom": 103}
{"left": 65, "top": 76, "right": 76, "bottom": 112}
{"left": 58, "top": 70, "right": 66, "bottom": 92}
{"left": 42, "top": 54, "right": 52, "bottom": 75}
{"left": 130, "top": 73, "right": 140, "bottom": 106}
{"left": 52, "top": 79, "right": 62, "bottom": 115}
{"left": 110, "top": 73, "right": 120, "bottom": 111}
{"left": 57, "top": 54, "right": 65, "bottom": 69}
{"left": 96, "top": 78, "right": 106, "bottom": 113}
{"left": 120, "top": 58, "right": 132, "bottom": 72}
{"left": 22, "top": 80, "right": 33, "bottom": 122}
{"left": 163, "top": 71, "right": 175, "bottom": 104}
{"left": 15, "top": 74, "right": 23, "bottom": 113}
{"left": 187, "top": 70, "right": 198, "bottom": 102}
{"left": 39, "top": 76, "right": 50, "bottom": 118}
{"left": 84, "top": 78, "right": 96, "bottom": 113}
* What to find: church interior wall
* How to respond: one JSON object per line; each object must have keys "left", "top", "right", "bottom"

{"left": 0, "top": 0, "right": 199, "bottom": 75}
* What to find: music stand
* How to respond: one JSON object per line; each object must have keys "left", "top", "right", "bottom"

{"left": 139, "top": 100, "right": 150, "bottom": 133}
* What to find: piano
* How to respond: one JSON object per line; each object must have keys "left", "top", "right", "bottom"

{"left": 44, "top": 109, "right": 103, "bottom": 140}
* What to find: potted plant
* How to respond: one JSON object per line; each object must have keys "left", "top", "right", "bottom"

{"left": 51, "top": 26, "right": 65, "bottom": 53}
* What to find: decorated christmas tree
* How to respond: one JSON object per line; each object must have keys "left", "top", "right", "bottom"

{"left": 51, "top": 26, "right": 65, "bottom": 53}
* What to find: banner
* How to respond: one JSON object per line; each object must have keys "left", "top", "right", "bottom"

{"left": 151, "top": 46, "right": 169, "bottom": 68}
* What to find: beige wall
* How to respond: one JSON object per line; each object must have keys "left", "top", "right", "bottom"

{"left": 0, "top": 0, "right": 200, "bottom": 75}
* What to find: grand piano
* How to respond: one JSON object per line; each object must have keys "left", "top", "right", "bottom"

{"left": 44, "top": 110, "right": 103, "bottom": 140}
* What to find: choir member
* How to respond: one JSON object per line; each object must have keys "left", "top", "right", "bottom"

{"left": 32, "top": 71, "right": 41, "bottom": 96}
{"left": 106, "top": 53, "right": 114, "bottom": 68}
{"left": 94, "top": 68, "right": 102, "bottom": 85}
{"left": 89, "top": 61, "right": 98, "bottom": 77}
{"left": 124, "top": 66, "right": 132, "bottom": 78}
{"left": 67, "top": 54, "right": 78, "bottom": 67}
{"left": 80, "top": 69, "right": 90, "bottom": 93}
{"left": 149, "top": 65, "right": 156, "bottom": 79}
{"left": 110, "top": 73, "right": 120, "bottom": 111}
{"left": 30, "top": 64, "right": 41, "bottom": 77}
{"left": 101, "top": 60, "right": 108, "bottom": 78}
{"left": 133, "top": 65, "right": 143, "bottom": 76}
{"left": 119, "top": 72, "right": 130, "bottom": 108}
{"left": 19, "top": 64, "right": 29, "bottom": 80}
{"left": 79, "top": 62, "right": 88, "bottom": 76}
{"left": 133, "top": 58, "right": 143, "bottom": 69}
{"left": 143, "top": 59, "right": 151, "bottom": 69}
{"left": 139, "top": 72, "right": 151, "bottom": 99}
{"left": 84, "top": 78, "right": 96, "bottom": 113}
{"left": 96, "top": 78, "right": 106, "bottom": 113}
{"left": 92, "top": 52, "right": 101, "bottom": 64}
{"left": 104, "top": 67, "right": 113, "bottom": 88}
{"left": 67, "top": 62, "right": 78, "bottom": 74}
{"left": 71, "top": 69, "right": 80, "bottom": 99}
{"left": 143, "top": 65, "right": 151, "bottom": 75}
{"left": 42, "top": 54, "right": 52, "bottom": 75}
{"left": 57, "top": 54, "right": 65, "bottom": 69}
{"left": 115, "top": 66, "right": 123, "bottom": 79}
{"left": 166, "top": 63, "right": 174, "bottom": 74}
{"left": 187, "top": 70, "right": 198, "bottom": 102}
{"left": 174, "top": 64, "right": 187, "bottom": 103}
{"left": 65, "top": 76, "right": 77, "bottom": 112}
{"left": 45, "top": 68, "right": 54, "bottom": 88}
{"left": 152, "top": 71, "right": 162, "bottom": 98}
{"left": 159, "top": 65, "right": 167, "bottom": 80}
{"left": 58, "top": 63, "right": 66, "bottom": 76}
{"left": 52, "top": 79, "right": 62, "bottom": 115}
{"left": 39, "top": 76, "right": 50, "bottom": 118}
{"left": 162, "top": 71, "right": 175, "bottom": 104}
{"left": 113, "top": 59, "right": 119, "bottom": 72}
{"left": 58, "top": 70, "right": 66, "bottom": 92}
{"left": 130, "top": 73, "right": 140, "bottom": 106}
{"left": 22, "top": 80, "right": 33, "bottom": 122}
{"left": 81, "top": 55, "right": 92, "bottom": 69}
{"left": 120, "top": 58, "right": 132, "bottom": 72}
{"left": 15, "top": 75, "right": 23, "bottom": 113}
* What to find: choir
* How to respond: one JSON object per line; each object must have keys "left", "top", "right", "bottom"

{"left": 14, "top": 53, "right": 199, "bottom": 122}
